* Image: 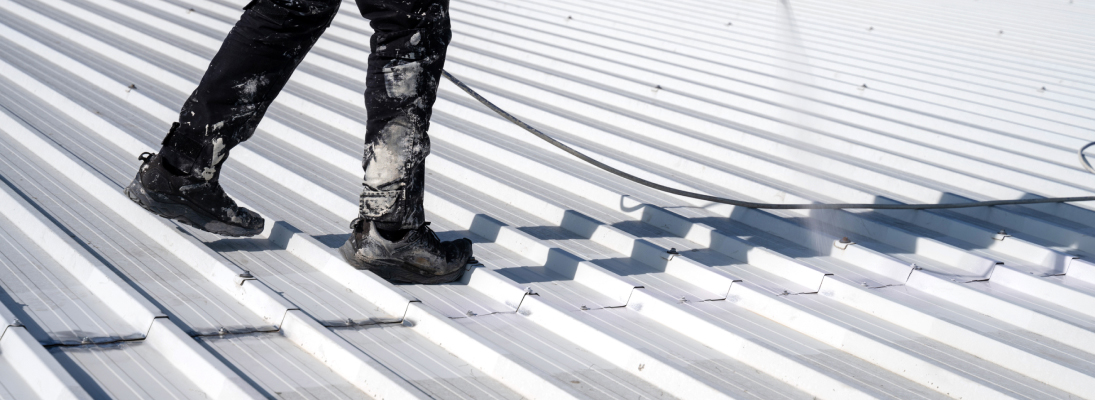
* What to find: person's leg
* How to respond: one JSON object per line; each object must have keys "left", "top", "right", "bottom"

{"left": 340, "top": 0, "right": 472, "bottom": 283}
{"left": 127, "top": 0, "right": 340, "bottom": 236}
{"left": 355, "top": 0, "right": 451, "bottom": 232}
{"left": 161, "top": 0, "right": 342, "bottom": 178}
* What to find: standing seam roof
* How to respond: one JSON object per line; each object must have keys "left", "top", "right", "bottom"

{"left": 0, "top": 0, "right": 1094, "bottom": 398}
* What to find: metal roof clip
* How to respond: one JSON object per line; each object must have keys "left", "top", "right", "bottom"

{"left": 993, "top": 230, "right": 1010, "bottom": 241}
{"left": 834, "top": 237, "right": 855, "bottom": 250}
{"left": 236, "top": 270, "right": 255, "bottom": 285}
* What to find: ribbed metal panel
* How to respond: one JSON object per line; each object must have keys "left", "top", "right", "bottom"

{"left": 0, "top": 0, "right": 1093, "bottom": 398}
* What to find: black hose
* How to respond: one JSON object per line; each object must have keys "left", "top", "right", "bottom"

{"left": 442, "top": 71, "right": 1095, "bottom": 210}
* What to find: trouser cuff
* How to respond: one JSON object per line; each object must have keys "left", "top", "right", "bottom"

{"left": 158, "top": 122, "right": 205, "bottom": 175}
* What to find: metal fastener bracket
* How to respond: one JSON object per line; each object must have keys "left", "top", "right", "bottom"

{"left": 834, "top": 237, "right": 855, "bottom": 250}
{"left": 235, "top": 270, "right": 255, "bottom": 286}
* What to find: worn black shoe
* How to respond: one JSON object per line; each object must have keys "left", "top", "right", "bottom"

{"left": 339, "top": 218, "right": 472, "bottom": 284}
{"left": 125, "top": 152, "right": 264, "bottom": 237}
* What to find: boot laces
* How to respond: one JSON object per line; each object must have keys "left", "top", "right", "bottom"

{"left": 418, "top": 222, "right": 441, "bottom": 246}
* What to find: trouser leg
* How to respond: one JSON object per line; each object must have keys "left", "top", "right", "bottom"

{"left": 159, "top": 0, "right": 340, "bottom": 180}
{"left": 356, "top": 0, "right": 451, "bottom": 230}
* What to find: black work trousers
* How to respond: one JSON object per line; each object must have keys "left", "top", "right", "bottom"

{"left": 159, "top": 0, "right": 451, "bottom": 230}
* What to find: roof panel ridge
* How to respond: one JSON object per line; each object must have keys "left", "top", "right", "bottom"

{"left": 727, "top": 280, "right": 1021, "bottom": 399}
{"left": 0, "top": 49, "right": 436, "bottom": 399}
{"left": 432, "top": 51, "right": 1095, "bottom": 260}
{"left": 0, "top": 115, "right": 269, "bottom": 399}
{"left": 424, "top": 91, "right": 1095, "bottom": 398}
{"left": 420, "top": 173, "right": 893, "bottom": 399}
{"left": 0, "top": 313, "right": 92, "bottom": 399}
{"left": 0, "top": 174, "right": 164, "bottom": 335}
{"left": 0, "top": 5, "right": 603, "bottom": 395}
{"left": 818, "top": 274, "right": 1095, "bottom": 399}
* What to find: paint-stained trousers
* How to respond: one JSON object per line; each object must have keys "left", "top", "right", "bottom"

{"left": 159, "top": 0, "right": 450, "bottom": 230}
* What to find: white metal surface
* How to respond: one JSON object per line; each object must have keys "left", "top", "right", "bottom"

{"left": 0, "top": 0, "right": 1094, "bottom": 398}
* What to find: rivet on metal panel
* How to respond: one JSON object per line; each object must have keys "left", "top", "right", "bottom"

{"left": 993, "top": 230, "right": 1010, "bottom": 241}
{"left": 218, "top": 327, "right": 228, "bottom": 335}
{"left": 579, "top": 305, "right": 589, "bottom": 311}
{"left": 8, "top": 319, "right": 21, "bottom": 327}
{"left": 1039, "top": 86, "right": 1047, "bottom": 93}
{"left": 780, "top": 290, "right": 790, "bottom": 296}
{"left": 911, "top": 263, "right": 923, "bottom": 270}
{"left": 523, "top": 286, "right": 533, "bottom": 295}
{"left": 125, "top": 84, "right": 136, "bottom": 93}
{"left": 726, "top": 21, "right": 732, "bottom": 26}
{"left": 346, "top": 318, "right": 354, "bottom": 326}
{"left": 81, "top": 337, "right": 91, "bottom": 344}
{"left": 465, "top": 310, "right": 476, "bottom": 317}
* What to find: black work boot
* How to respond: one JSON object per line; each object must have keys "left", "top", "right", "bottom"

{"left": 340, "top": 218, "right": 472, "bottom": 284}
{"left": 125, "top": 152, "right": 264, "bottom": 237}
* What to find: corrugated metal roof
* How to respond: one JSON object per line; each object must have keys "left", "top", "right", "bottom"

{"left": 0, "top": 0, "right": 1093, "bottom": 397}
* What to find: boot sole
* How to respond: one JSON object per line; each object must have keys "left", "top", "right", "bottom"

{"left": 338, "top": 240, "right": 467, "bottom": 284}
{"left": 125, "top": 177, "right": 263, "bottom": 237}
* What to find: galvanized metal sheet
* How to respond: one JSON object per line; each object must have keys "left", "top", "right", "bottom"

{"left": 1, "top": 0, "right": 1094, "bottom": 398}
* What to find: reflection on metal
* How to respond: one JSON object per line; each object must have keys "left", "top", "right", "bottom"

{"left": 0, "top": 0, "right": 1094, "bottom": 398}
